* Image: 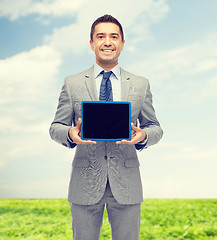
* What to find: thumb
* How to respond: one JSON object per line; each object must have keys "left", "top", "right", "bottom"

{"left": 76, "top": 118, "right": 82, "bottom": 130}
{"left": 131, "top": 122, "right": 140, "bottom": 131}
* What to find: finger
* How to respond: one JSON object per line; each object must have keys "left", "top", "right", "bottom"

{"left": 116, "top": 140, "right": 125, "bottom": 144}
{"left": 76, "top": 118, "right": 82, "bottom": 130}
{"left": 76, "top": 136, "right": 97, "bottom": 144}
{"left": 74, "top": 138, "right": 96, "bottom": 145}
{"left": 116, "top": 137, "right": 139, "bottom": 145}
{"left": 116, "top": 139, "right": 130, "bottom": 144}
{"left": 84, "top": 140, "right": 97, "bottom": 144}
{"left": 131, "top": 122, "right": 140, "bottom": 131}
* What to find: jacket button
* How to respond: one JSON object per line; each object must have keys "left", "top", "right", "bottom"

{"left": 104, "top": 155, "right": 107, "bottom": 160}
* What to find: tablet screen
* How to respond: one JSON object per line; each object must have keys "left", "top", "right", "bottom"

{"left": 81, "top": 101, "right": 131, "bottom": 141}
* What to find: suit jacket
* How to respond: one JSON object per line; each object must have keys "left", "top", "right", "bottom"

{"left": 49, "top": 66, "right": 163, "bottom": 205}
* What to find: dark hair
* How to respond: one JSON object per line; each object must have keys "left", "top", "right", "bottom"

{"left": 90, "top": 14, "right": 124, "bottom": 41}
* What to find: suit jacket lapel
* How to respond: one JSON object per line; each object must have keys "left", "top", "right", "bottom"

{"left": 121, "top": 68, "right": 131, "bottom": 101}
{"left": 84, "top": 66, "right": 131, "bottom": 101}
{"left": 84, "top": 66, "right": 98, "bottom": 101}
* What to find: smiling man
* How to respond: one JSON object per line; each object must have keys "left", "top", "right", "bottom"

{"left": 49, "top": 14, "right": 163, "bottom": 240}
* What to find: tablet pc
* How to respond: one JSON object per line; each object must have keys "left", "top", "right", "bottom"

{"left": 81, "top": 101, "right": 131, "bottom": 141}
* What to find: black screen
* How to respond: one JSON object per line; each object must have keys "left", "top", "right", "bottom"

{"left": 81, "top": 102, "right": 131, "bottom": 140}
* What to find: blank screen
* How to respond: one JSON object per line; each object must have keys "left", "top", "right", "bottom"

{"left": 81, "top": 102, "right": 131, "bottom": 141}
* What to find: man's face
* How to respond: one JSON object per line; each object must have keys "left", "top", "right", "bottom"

{"left": 90, "top": 22, "right": 125, "bottom": 69}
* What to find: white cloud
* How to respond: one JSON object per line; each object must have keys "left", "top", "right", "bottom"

{"left": 0, "top": 45, "right": 61, "bottom": 104}
{"left": 0, "top": 0, "right": 169, "bottom": 23}
{"left": 127, "top": 34, "right": 217, "bottom": 106}
{"left": 0, "top": 178, "right": 70, "bottom": 198}
{"left": 1, "top": 0, "right": 170, "bottom": 55}
{"left": 0, "top": 0, "right": 169, "bottom": 24}
{"left": 0, "top": 0, "right": 87, "bottom": 20}
{"left": 0, "top": 44, "right": 62, "bottom": 169}
{"left": 0, "top": 44, "right": 62, "bottom": 148}
{"left": 32, "top": 0, "right": 87, "bottom": 17}
{"left": 130, "top": 35, "right": 217, "bottom": 81}
{"left": 139, "top": 142, "right": 217, "bottom": 198}
{"left": 143, "top": 178, "right": 217, "bottom": 198}
{"left": 194, "top": 59, "right": 217, "bottom": 73}
{"left": 43, "top": 0, "right": 169, "bottom": 55}
{"left": 153, "top": 142, "right": 217, "bottom": 162}
{"left": 0, "top": 0, "right": 31, "bottom": 20}
{"left": 44, "top": 21, "right": 90, "bottom": 55}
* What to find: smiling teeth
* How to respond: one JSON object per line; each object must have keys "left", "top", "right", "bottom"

{"left": 103, "top": 50, "right": 112, "bottom": 52}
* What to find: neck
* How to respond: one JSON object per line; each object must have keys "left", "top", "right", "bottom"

{"left": 96, "top": 60, "right": 118, "bottom": 71}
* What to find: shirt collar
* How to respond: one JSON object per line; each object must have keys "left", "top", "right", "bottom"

{"left": 94, "top": 63, "right": 121, "bottom": 80}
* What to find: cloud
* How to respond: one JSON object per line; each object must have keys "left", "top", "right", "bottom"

{"left": 0, "top": 0, "right": 87, "bottom": 20}
{"left": 127, "top": 34, "right": 217, "bottom": 106}
{"left": 0, "top": 178, "right": 70, "bottom": 198}
{"left": 138, "top": 142, "right": 217, "bottom": 198}
{"left": 149, "top": 142, "right": 217, "bottom": 162}
{"left": 44, "top": 21, "right": 90, "bottom": 55}
{"left": 194, "top": 59, "right": 217, "bottom": 73}
{"left": 1, "top": 0, "right": 170, "bottom": 55}
{"left": 0, "top": 45, "right": 61, "bottom": 105}
{"left": 143, "top": 178, "right": 217, "bottom": 198}
{"left": 44, "top": 0, "right": 170, "bottom": 54}
{"left": 0, "top": 45, "right": 62, "bottom": 169}
{"left": 130, "top": 34, "right": 217, "bottom": 81}
{"left": 0, "top": 0, "right": 169, "bottom": 23}
{"left": 32, "top": 0, "right": 87, "bottom": 17}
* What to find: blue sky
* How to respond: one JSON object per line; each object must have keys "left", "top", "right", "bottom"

{"left": 0, "top": 0, "right": 217, "bottom": 198}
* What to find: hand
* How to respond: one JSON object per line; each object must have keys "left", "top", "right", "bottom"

{"left": 116, "top": 122, "right": 146, "bottom": 145}
{"left": 68, "top": 118, "right": 96, "bottom": 145}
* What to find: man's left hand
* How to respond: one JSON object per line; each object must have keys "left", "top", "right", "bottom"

{"left": 116, "top": 123, "right": 146, "bottom": 145}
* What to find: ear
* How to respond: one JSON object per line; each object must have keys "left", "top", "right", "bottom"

{"left": 90, "top": 40, "right": 94, "bottom": 51}
{"left": 121, "top": 40, "right": 125, "bottom": 51}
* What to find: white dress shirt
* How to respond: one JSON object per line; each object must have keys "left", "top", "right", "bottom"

{"left": 94, "top": 63, "right": 122, "bottom": 101}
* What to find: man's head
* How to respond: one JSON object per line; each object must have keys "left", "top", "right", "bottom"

{"left": 90, "top": 14, "right": 124, "bottom": 42}
{"left": 90, "top": 14, "right": 125, "bottom": 70}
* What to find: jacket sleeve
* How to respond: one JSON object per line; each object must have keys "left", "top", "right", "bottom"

{"left": 49, "top": 79, "right": 76, "bottom": 148}
{"left": 137, "top": 80, "right": 163, "bottom": 149}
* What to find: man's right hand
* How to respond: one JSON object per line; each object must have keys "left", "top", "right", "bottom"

{"left": 68, "top": 118, "right": 97, "bottom": 145}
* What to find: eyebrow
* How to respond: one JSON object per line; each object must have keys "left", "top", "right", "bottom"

{"left": 96, "top": 33, "right": 120, "bottom": 36}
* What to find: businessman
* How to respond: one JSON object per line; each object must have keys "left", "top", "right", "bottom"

{"left": 49, "top": 14, "right": 163, "bottom": 240}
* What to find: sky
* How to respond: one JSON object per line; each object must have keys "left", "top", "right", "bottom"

{"left": 0, "top": 0, "right": 217, "bottom": 198}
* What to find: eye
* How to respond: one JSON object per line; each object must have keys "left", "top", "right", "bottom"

{"left": 98, "top": 35, "right": 104, "bottom": 39}
{"left": 112, "top": 34, "right": 119, "bottom": 40}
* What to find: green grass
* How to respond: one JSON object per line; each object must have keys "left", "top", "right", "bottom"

{"left": 0, "top": 199, "right": 216, "bottom": 239}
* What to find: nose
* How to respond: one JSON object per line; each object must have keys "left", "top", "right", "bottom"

{"left": 104, "top": 36, "right": 111, "bottom": 46}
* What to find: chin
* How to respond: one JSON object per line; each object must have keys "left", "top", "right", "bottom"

{"left": 102, "top": 59, "right": 116, "bottom": 64}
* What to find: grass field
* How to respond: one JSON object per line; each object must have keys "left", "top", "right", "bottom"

{"left": 0, "top": 199, "right": 216, "bottom": 239}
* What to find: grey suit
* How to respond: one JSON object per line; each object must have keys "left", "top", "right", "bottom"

{"left": 49, "top": 66, "right": 163, "bottom": 238}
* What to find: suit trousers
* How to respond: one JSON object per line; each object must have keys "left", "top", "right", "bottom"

{"left": 70, "top": 180, "right": 141, "bottom": 240}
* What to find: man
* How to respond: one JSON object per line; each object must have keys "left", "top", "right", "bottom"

{"left": 49, "top": 14, "right": 163, "bottom": 240}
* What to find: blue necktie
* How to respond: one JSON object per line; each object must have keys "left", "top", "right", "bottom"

{"left": 99, "top": 71, "right": 113, "bottom": 101}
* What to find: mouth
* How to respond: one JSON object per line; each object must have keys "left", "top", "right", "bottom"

{"left": 101, "top": 49, "right": 114, "bottom": 53}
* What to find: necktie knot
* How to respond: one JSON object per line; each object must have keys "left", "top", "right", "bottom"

{"left": 103, "top": 70, "right": 112, "bottom": 80}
